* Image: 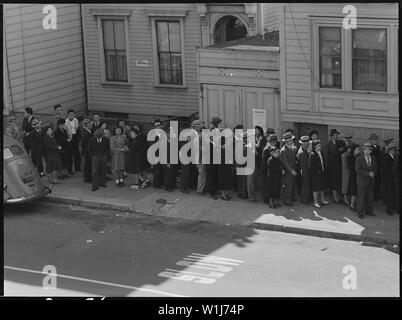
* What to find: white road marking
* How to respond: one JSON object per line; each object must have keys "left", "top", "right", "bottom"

{"left": 158, "top": 253, "right": 244, "bottom": 284}
{"left": 5, "top": 265, "right": 186, "bottom": 297}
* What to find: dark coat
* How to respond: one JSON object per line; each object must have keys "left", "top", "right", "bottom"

{"left": 322, "top": 139, "right": 342, "bottom": 190}
{"left": 80, "top": 127, "right": 93, "bottom": 157}
{"left": 355, "top": 154, "right": 377, "bottom": 187}
{"left": 44, "top": 134, "right": 62, "bottom": 172}
{"left": 280, "top": 144, "right": 297, "bottom": 174}
{"left": 22, "top": 116, "right": 36, "bottom": 136}
{"left": 28, "top": 129, "right": 45, "bottom": 154}
{"left": 54, "top": 128, "right": 69, "bottom": 167}
{"left": 266, "top": 156, "right": 282, "bottom": 199}
{"left": 348, "top": 154, "right": 358, "bottom": 196}
{"left": 87, "top": 136, "right": 111, "bottom": 158}
{"left": 255, "top": 135, "right": 267, "bottom": 170}
{"left": 297, "top": 147, "right": 310, "bottom": 178}
{"left": 91, "top": 121, "right": 102, "bottom": 134}
{"left": 128, "top": 135, "right": 148, "bottom": 173}
{"left": 309, "top": 151, "right": 325, "bottom": 191}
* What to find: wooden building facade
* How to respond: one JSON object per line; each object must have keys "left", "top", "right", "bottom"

{"left": 80, "top": 3, "right": 263, "bottom": 124}
{"left": 274, "top": 3, "right": 399, "bottom": 144}
{"left": 3, "top": 4, "right": 86, "bottom": 117}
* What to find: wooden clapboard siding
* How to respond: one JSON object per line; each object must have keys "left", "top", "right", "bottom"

{"left": 82, "top": 3, "right": 201, "bottom": 117}
{"left": 3, "top": 3, "right": 86, "bottom": 115}
{"left": 262, "top": 3, "right": 279, "bottom": 32}
{"left": 281, "top": 3, "right": 399, "bottom": 130}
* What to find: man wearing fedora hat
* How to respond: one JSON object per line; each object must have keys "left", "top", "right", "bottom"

{"left": 383, "top": 142, "right": 398, "bottom": 215}
{"left": 22, "top": 107, "right": 37, "bottom": 154}
{"left": 206, "top": 117, "right": 222, "bottom": 200}
{"left": 191, "top": 119, "right": 207, "bottom": 194}
{"left": 81, "top": 118, "right": 94, "bottom": 183}
{"left": 369, "top": 133, "right": 382, "bottom": 201}
{"left": 151, "top": 119, "right": 165, "bottom": 188}
{"left": 29, "top": 118, "right": 46, "bottom": 176}
{"left": 280, "top": 132, "right": 298, "bottom": 206}
{"left": 355, "top": 142, "right": 377, "bottom": 218}
{"left": 297, "top": 136, "right": 312, "bottom": 204}
{"left": 381, "top": 137, "right": 395, "bottom": 203}
{"left": 322, "top": 128, "right": 342, "bottom": 203}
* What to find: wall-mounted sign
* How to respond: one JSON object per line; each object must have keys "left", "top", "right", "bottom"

{"left": 252, "top": 109, "right": 266, "bottom": 132}
{"left": 136, "top": 59, "right": 149, "bottom": 67}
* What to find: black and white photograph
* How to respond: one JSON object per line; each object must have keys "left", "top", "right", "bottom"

{"left": 2, "top": 1, "right": 399, "bottom": 304}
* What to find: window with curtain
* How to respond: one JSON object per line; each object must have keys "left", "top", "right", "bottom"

{"left": 352, "top": 28, "right": 387, "bottom": 91}
{"left": 156, "top": 21, "right": 183, "bottom": 85}
{"left": 319, "top": 27, "right": 342, "bottom": 88}
{"left": 102, "top": 19, "right": 128, "bottom": 82}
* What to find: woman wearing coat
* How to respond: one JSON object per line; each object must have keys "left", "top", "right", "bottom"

{"left": 54, "top": 118, "right": 70, "bottom": 179}
{"left": 110, "top": 127, "right": 129, "bottom": 186}
{"left": 263, "top": 146, "right": 282, "bottom": 209}
{"left": 128, "top": 128, "right": 150, "bottom": 189}
{"left": 44, "top": 126, "right": 63, "bottom": 184}
{"left": 309, "top": 140, "right": 329, "bottom": 208}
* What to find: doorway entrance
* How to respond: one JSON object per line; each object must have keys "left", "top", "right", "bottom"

{"left": 201, "top": 84, "right": 277, "bottom": 131}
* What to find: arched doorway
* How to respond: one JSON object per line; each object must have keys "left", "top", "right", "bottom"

{"left": 213, "top": 15, "right": 248, "bottom": 45}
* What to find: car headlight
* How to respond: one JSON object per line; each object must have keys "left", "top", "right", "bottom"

{"left": 4, "top": 184, "right": 7, "bottom": 190}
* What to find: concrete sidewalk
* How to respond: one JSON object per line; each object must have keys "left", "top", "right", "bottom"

{"left": 39, "top": 174, "right": 399, "bottom": 246}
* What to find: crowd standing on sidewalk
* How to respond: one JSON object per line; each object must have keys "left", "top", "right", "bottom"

{"left": 4, "top": 105, "right": 400, "bottom": 219}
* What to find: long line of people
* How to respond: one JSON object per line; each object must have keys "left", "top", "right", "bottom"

{"left": 5, "top": 106, "right": 399, "bottom": 219}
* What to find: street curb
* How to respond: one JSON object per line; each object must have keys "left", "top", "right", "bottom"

{"left": 41, "top": 195, "right": 134, "bottom": 213}
{"left": 40, "top": 195, "right": 399, "bottom": 250}
{"left": 251, "top": 222, "right": 399, "bottom": 249}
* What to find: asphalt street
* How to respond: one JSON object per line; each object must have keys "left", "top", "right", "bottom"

{"left": 4, "top": 202, "right": 399, "bottom": 297}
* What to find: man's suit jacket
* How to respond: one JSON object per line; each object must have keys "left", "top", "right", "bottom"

{"left": 383, "top": 153, "right": 396, "bottom": 185}
{"left": 280, "top": 144, "right": 297, "bottom": 174}
{"left": 355, "top": 154, "right": 377, "bottom": 187}
{"left": 22, "top": 116, "right": 36, "bottom": 137}
{"left": 87, "top": 136, "right": 111, "bottom": 158}
{"left": 80, "top": 127, "right": 93, "bottom": 157}
{"left": 297, "top": 147, "right": 310, "bottom": 177}
{"left": 322, "top": 139, "right": 341, "bottom": 170}
{"left": 29, "top": 129, "right": 45, "bottom": 153}
{"left": 91, "top": 121, "right": 102, "bottom": 134}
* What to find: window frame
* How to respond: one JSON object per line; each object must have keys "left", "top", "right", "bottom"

{"left": 318, "top": 26, "right": 343, "bottom": 89}
{"left": 95, "top": 12, "right": 131, "bottom": 86}
{"left": 150, "top": 15, "right": 187, "bottom": 88}
{"left": 311, "top": 16, "right": 397, "bottom": 95}
{"left": 350, "top": 26, "right": 389, "bottom": 93}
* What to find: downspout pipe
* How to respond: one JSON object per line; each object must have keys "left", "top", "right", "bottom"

{"left": 80, "top": 4, "right": 89, "bottom": 116}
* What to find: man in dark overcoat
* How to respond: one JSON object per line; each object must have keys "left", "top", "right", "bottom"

{"left": 355, "top": 142, "right": 377, "bottom": 218}
{"left": 280, "top": 132, "right": 298, "bottom": 206}
{"left": 322, "top": 129, "right": 342, "bottom": 203}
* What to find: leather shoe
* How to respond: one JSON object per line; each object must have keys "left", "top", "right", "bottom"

{"left": 358, "top": 213, "right": 364, "bottom": 219}
{"left": 366, "top": 212, "right": 375, "bottom": 216}
{"left": 92, "top": 187, "right": 98, "bottom": 192}
{"left": 99, "top": 184, "right": 107, "bottom": 188}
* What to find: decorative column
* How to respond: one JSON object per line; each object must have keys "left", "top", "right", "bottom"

{"left": 196, "top": 3, "right": 209, "bottom": 46}
{"left": 244, "top": 3, "right": 257, "bottom": 36}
